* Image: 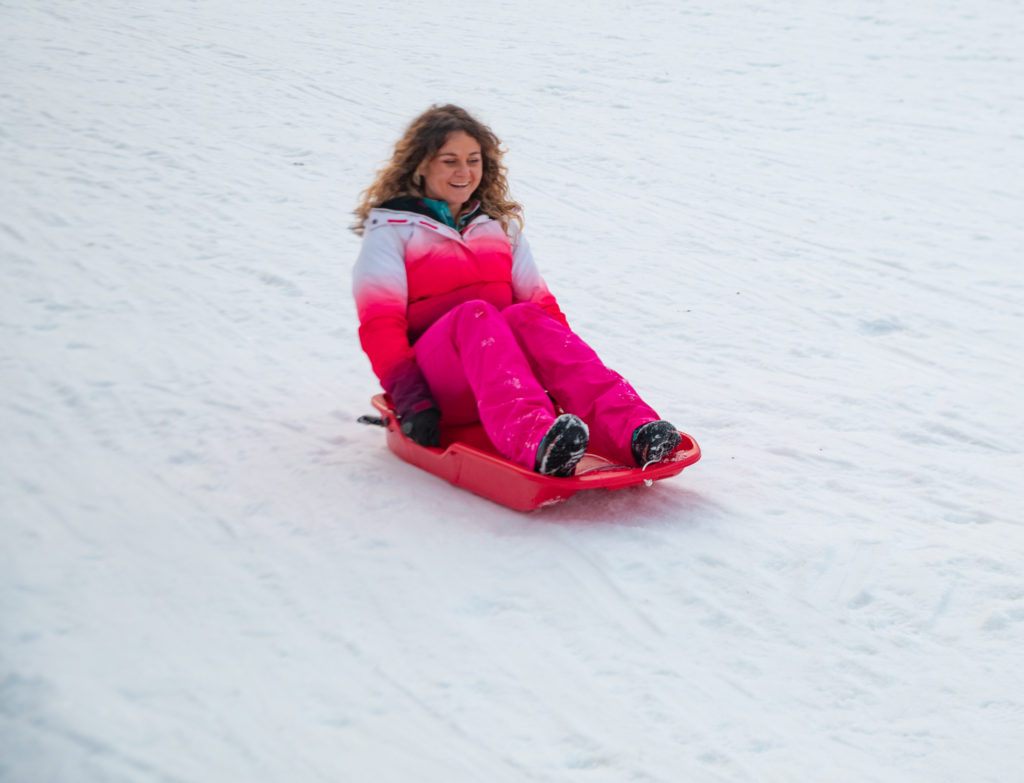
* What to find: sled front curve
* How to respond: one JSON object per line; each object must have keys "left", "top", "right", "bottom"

{"left": 369, "top": 395, "right": 701, "bottom": 511}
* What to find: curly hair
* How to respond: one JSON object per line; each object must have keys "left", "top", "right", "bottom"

{"left": 352, "top": 104, "right": 523, "bottom": 236}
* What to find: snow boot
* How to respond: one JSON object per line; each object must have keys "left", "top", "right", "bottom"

{"left": 631, "top": 420, "right": 682, "bottom": 468}
{"left": 535, "top": 414, "right": 589, "bottom": 477}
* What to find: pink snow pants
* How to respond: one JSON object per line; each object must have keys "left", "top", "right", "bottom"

{"left": 413, "top": 300, "right": 660, "bottom": 469}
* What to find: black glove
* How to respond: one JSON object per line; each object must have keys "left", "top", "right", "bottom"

{"left": 400, "top": 408, "right": 441, "bottom": 447}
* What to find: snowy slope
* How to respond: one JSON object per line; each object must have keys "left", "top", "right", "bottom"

{"left": 3, "top": 1, "right": 1023, "bottom": 781}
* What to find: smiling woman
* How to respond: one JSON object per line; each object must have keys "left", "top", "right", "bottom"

{"left": 351, "top": 104, "right": 683, "bottom": 476}
{"left": 418, "top": 131, "right": 482, "bottom": 219}
{"left": 353, "top": 104, "right": 521, "bottom": 235}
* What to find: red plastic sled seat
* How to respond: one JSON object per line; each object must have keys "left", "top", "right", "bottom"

{"left": 369, "top": 395, "right": 701, "bottom": 511}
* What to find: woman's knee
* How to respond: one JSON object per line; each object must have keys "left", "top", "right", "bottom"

{"left": 452, "top": 299, "right": 502, "bottom": 322}
{"left": 503, "top": 302, "right": 565, "bottom": 336}
{"left": 447, "top": 299, "right": 518, "bottom": 344}
{"left": 503, "top": 301, "right": 544, "bottom": 318}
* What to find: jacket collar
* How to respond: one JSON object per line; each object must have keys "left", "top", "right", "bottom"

{"left": 378, "top": 196, "right": 483, "bottom": 233}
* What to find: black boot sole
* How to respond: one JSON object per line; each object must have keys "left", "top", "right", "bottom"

{"left": 536, "top": 414, "right": 589, "bottom": 477}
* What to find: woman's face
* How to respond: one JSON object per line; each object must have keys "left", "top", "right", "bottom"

{"left": 421, "top": 131, "right": 482, "bottom": 216}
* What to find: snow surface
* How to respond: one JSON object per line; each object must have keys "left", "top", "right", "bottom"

{"left": 3, "top": 1, "right": 1023, "bottom": 780}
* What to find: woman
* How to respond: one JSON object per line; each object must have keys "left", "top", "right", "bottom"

{"left": 352, "top": 104, "right": 680, "bottom": 477}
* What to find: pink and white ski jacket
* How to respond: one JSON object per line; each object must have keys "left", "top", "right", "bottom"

{"left": 352, "top": 200, "right": 568, "bottom": 418}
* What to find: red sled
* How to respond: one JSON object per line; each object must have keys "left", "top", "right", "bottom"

{"left": 364, "top": 394, "right": 701, "bottom": 511}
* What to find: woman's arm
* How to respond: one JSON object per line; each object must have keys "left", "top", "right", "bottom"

{"left": 352, "top": 224, "right": 437, "bottom": 422}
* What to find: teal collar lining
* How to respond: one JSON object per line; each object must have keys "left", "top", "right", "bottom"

{"left": 422, "top": 198, "right": 481, "bottom": 232}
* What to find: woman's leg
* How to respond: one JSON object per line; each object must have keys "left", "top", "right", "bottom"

{"left": 414, "top": 300, "right": 558, "bottom": 469}
{"left": 502, "top": 302, "right": 660, "bottom": 465}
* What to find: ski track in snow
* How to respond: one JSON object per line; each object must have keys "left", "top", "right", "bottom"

{"left": 2, "top": 1, "right": 1023, "bottom": 781}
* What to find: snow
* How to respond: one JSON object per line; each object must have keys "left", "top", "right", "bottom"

{"left": 2, "top": 0, "right": 1023, "bottom": 780}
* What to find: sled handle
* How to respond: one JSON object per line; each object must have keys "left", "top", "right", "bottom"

{"left": 357, "top": 414, "right": 388, "bottom": 427}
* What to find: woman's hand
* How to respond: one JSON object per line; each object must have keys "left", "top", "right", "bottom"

{"left": 400, "top": 408, "right": 442, "bottom": 447}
